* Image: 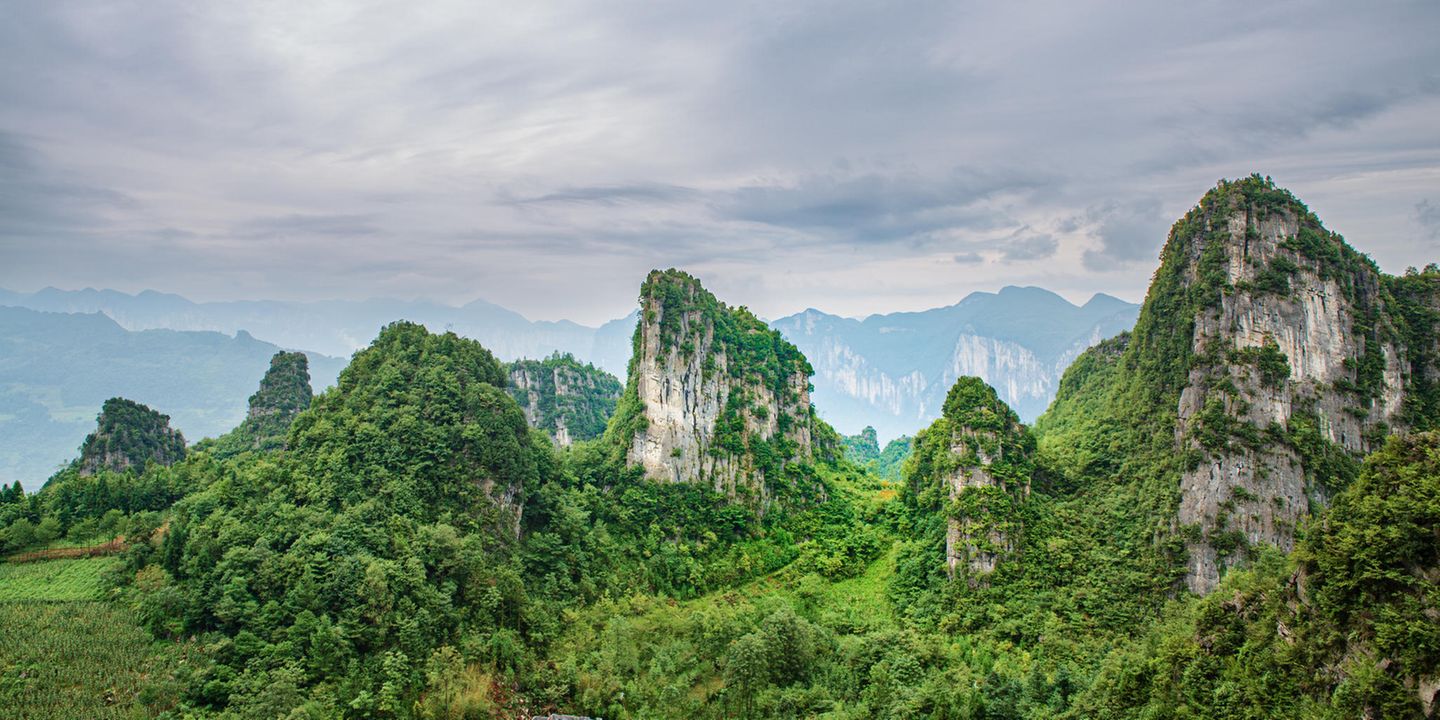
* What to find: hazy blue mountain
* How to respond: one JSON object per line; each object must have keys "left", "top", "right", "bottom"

{"left": 0, "top": 287, "right": 636, "bottom": 378}
{"left": 2, "top": 285, "right": 1135, "bottom": 447}
{"left": 771, "top": 286, "right": 1139, "bottom": 439}
{"left": 0, "top": 306, "right": 344, "bottom": 490}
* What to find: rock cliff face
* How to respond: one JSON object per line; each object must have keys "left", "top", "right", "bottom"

{"left": 907, "top": 377, "right": 1034, "bottom": 584}
{"left": 772, "top": 289, "right": 1138, "bottom": 439}
{"left": 508, "top": 353, "right": 622, "bottom": 445}
{"left": 613, "top": 270, "right": 820, "bottom": 498}
{"left": 75, "top": 397, "right": 187, "bottom": 475}
{"left": 1129, "top": 176, "right": 1435, "bottom": 594}
{"left": 1037, "top": 176, "right": 1440, "bottom": 596}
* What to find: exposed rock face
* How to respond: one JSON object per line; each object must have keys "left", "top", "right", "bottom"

{"left": 1163, "top": 177, "right": 1422, "bottom": 593}
{"left": 508, "top": 353, "right": 622, "bottom": 446}
{"left": 75, "top": 397, "right": 187, "bottom": 475}
{"left": 616, "top": 270, "right": 819, "bottom": 498}
{"left": 772, "top": 289, "right": 1138, "bottom": 438}
{"left": 907, "top": 377, "right": 1033, "bottom": 584}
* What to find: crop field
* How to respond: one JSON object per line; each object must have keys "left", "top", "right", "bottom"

{"left": 0, "top": 557, "right": 202, "bottom": 718}
{"left": 0, "top": 557, "right": 115, "bottom": 601}
{"left": 0, "top": 600, "right": 195, "bottom": 719}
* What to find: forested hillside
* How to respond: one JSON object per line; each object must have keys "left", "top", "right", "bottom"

{"left": 507, "top": 353, "right": 622, "bottom": 446}
{"left": 2, "top": 178, "right": 1437, "bottom": 719}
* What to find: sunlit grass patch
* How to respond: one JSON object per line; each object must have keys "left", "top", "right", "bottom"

{"left": 0, "top": 557, "right": 117, "bottom": 602}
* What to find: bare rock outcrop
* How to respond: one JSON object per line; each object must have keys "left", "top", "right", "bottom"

{"left": 613, "top": 269, "right": 820, "bottom": 499}
{"left": 1166, "top": 177, "right": 1422, "bottom": 593}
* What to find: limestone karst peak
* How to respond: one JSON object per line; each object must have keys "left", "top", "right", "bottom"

{"left": 909, "top": 376, "right": 1035, "bottom": 584}
{"left": 1040, "top": 174, "right": 1440, "bottom": 595}
{"left": 73, "top": 397, "right": 187, "bottom": 476}
{"left": 609, "top": 268, "right": 827, "bottom": 499}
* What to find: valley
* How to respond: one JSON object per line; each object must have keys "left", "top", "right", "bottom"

{"left": 1, "top": 177, "right": 1437, "bottom": 719}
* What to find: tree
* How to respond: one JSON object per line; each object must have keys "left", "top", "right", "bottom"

{"left": 4, "top": 518, "right": 36, "bottom": 551}
{"left": 724, "top": 631, "right": 769, "bottom": 718}
{"left": 34, "top": 516, "right": 61, "bottom": 544}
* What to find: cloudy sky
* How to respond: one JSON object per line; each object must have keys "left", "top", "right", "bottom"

{"left": 2, "top": 1, "right": 1438, "bottom": 324}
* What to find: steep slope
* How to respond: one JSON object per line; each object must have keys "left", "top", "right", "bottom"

{"left": 199, "top": 351, "right": 314, "bottom": 458}
{"left": 906, "top": 377, "right": 1034, "bottom": 584}
{"left": 772, "top": 287, "right": 1138, "bottom": 438}
{"left": 286, "top": 321, "right": 543, "bottom": 533}
{"left": 1037, "top": 175, "right": 1440, "bottom": 594}
{"left": 507, "top": 353, "right": 622, "bottom": 445}
{"left": 72, "top": 398, "right": 187, "bottom": 476}
{"left": 1073, "top": 432, "right": 1440, "bottom": 718}
{"left": 140, "top": 321, "right": 555, "bottom": 715}
{"left": 608, "top": 269, "right": 826, "bottom": 499}
{"left": 0, "top": 306, "right": 342, "bottom": 489}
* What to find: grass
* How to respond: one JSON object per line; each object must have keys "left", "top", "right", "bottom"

{"left": 0, "top": 557, "right": 117, "bottom": 602}
{"left": 0, "top": 601, "right": 199, "bottom": 719}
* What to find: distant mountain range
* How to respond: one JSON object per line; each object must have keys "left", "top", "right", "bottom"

{"left": 0, "top": 306, "right": 345, "bottom": 489}
{"left": 0, "top": 287, "right": 637, "bottom": 378}
{"left": 771, "top": 286, "right": 1139, "bottom": 439}
{"left": 0, "top": 285, "right": 1139, "bottom": 483}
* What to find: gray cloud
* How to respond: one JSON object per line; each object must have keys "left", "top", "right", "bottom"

{"left": 0, "top": 1, "right": 1437, "bottom": 323}
{"left": 1081, "top": 199, "right": 1169, "bottom": 271}
{"left": 237, "top": 214, "right": 381, "bottom": 237}
{"left": 508, "top": 184, "right": 699, "bottom": 207}
{"left": 717, "top": 168, "right": 1044, "bottom": 246}
{"left": 1000, "top": 228, "right": 1059, "bottom": 262}
{"left": 1418, "top": 200, "right": 1440, "bottom": 241}
{"left": 0, "top": 132, "right": 137, "bottom": 236}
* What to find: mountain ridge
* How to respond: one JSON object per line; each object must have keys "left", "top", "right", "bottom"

{"left": 4, "top": 284, "right": 1138, "bottom": 441}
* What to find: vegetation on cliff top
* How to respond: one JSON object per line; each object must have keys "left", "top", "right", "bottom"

{"left": 197, "top": 351, "right": 313, "bottom": 458}
{"left": 507, "top": 352, "right": 622, "bottom": 443}
{"left": 72, "top": 397, "right": 187, "bottom": 477}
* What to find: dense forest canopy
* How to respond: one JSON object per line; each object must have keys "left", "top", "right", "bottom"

{"left": 2, "top": 179, "right": 1438, "bottom": 719}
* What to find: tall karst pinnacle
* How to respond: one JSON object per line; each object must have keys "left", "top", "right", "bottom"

{"left": 907, "top": 377, "right": 1035, "bottom": 585}
{"left": 608, "top": 269, "right": 826, "bottom": 500}
{"left": 1043, "top": 175, "right": 1440, "bottom": 594}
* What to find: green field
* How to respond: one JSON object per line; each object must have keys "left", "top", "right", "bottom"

{"left": 0, "top": 557, "right": 202, "bottom": 719}
{"left": 0, "top": 557, "right": 116, "bottom": 601}
{"left": 0, "top": 601, "right": 197, "bottom": 719}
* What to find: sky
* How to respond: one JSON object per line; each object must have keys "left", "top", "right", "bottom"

{"left": 1, "top": 1, "right": 1438, "bottom": 326}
